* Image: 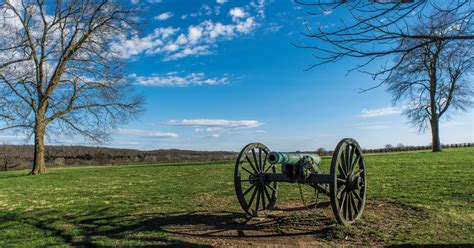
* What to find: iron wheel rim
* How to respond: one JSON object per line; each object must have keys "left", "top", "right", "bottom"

{"left": 234, "top": 143, "right": 278, "bottom": 217}
{"left": 329, "top": 138, "right": 366, "bottom": 226}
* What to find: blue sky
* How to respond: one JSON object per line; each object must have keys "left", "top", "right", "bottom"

{"left": 3, "top": 0, "right": 473, "bottom": 151}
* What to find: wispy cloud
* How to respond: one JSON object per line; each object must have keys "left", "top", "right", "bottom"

{"left": 357, "top": 124, "right": 390, "bottom": 130}
{"left": 323, "top": 9, "right": 333, "bottom": 15}
{"left": 154, "top": 12, "right": 174, "bottom": 21}
{"left": 129, "top": 72, "right": 229, "bottom": 87}
{"left": 116, "top": 128, "right": 178, "bottom": 138}
{"left": 358, "top": 106, "right": 403, "bottom": 118}
{"left": 131, "top": 0, "right": 162, "bottom": 4}
{"left": 112, "top": 1, "right": 265, "bottom": 60}
{"left": 166, "top": 119, "right": 263, "bottom": 128}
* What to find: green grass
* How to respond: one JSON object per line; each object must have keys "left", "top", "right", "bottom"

{"left": 0, "top": 148, "right": 472, "bottom": 246}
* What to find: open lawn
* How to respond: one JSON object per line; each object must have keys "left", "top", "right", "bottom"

{"left": 0, "top": 148, "right": 472, "bottom": 246}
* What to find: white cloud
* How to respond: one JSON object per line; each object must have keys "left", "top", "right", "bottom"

{"left": 235, "top": 17, "right": 255, "bottom": 33}
{"left": 358, "top": 106, "right": 403, "bottom": 118}
{"left": 163, "top": 43, "right": 179, "bottom": 52}
{"left": 111, "top": 27, "right": 179, "bottom": 58}
{"left": 154, "top": 12, "right": 174, "bottom": 21}
{"left": 112, "top": 2, "right": 265, "bottom": 60}
{"left": 230, "top": 7, "right": 247, "bottom": 20}
{"left": 166, "top": 45, "right": 211, "bottom": 60}
{"left": 216, "top": 0, "right": 227, "bottom": 4}
{"left": 130, "top": 72, "right": 229, "bottom": 87}
{"left": 188, "top": 26, "right": 204, "bottom": 42}
{"left": 116, "top": 128, "right": 178, "bottom": 138}
{"left": 167, "top": 119, "right": 263, "bottom": 129}
{"left": 323, "top": 9, "right": 333, "bottom": 15}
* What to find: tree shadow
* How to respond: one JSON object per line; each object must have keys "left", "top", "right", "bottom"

{"left": 0, "top": 202, "right": 340, "bottom": 246}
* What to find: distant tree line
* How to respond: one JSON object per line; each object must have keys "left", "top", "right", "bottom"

{"left": 0, "top": 145, "right": 236, "bottom": 171}
{"left": 0, "top": 143, "right": 472, "bottom": 171}
{"left": 316, "top": 143, "right": 473, "bottom": 157}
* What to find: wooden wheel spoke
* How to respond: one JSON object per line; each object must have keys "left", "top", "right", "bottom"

{"left": 353, "top": 189, "right": 363, "bottom": 202}
{"left": 266, "top": 183, "right": 277, "bottom": 193}
{"left": 349, "top": 146, "right": 355, "bottom": 174}
{"left": 255, "top": 186, "right": 261, "bottom": 212}
{"left": 263, "top": 185, "right": 272, "bottom": 202}
{"left": 345, "top": 192, "right": 351, "bottom": 220}
{"left": 348, "top": 193, "right": 354, "bottom": 220}
{"left": 353, "top": 169, "right": 364, "bottom": 178}
{"left": 340, "top": 151, "right": 346, "bottom": 174}
{"left": 247, "top": 186, "right": 258, "bottom": 209}
{"left": 252, "top": 149, "right": 260, "bottom": 172}
{"left": 339, "top": 191, "right": 346, "bottom": 210}
{"left": 349, "top": 155, "right": 360, "bottom": 176}
{"left": 338, "top": 162, "right": 347, "bottom": 178}
{"left": 337, "top": 178, "right": 346, "bottom": 184}
{"left": 347, "top": 146, "right": 355, "bottom": 172}
{"left": 245, "top": 155, "right": 258, "bottom": 173}
{"left": 337, "top": 186, "right": 346, "bottom": 199}
{"left": 243, "top": 184, "right": 256, "bottom": 197}
{"left": 264, "top": 163, "right": 274, "bottom": 173}
{"left": 241, "top": 166, "right": 256, "bottom": 176}
{"left": 258, "top": 148, "right": 263, "bottom": 172}
{"left": 239, "top": 179, "right": 252, "bottom": 182}
{"left": 344, "top": 145, "right": 351, "bottom": 174}
{"left": 350, "top": 192, "right": 359, "bottom": 216}
{"left": 261, "top": 186, "right": 266, "bottom": 209}
{"left": 263, "top": 153, "right": 268, "bottom": 172}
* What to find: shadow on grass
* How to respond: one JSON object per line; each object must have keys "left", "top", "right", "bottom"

{"left": 0, "top": 202, "right": 341, "bottom": 247}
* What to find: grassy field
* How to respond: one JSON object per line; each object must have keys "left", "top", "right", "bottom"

{"left": 0, "top": 148, "right": 472, "bottom": 246}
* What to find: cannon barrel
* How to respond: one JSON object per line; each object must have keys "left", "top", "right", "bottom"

{"left": 268, "top": 152, "right": 321, "bottom": 165}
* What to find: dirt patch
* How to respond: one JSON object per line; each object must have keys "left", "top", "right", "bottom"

{"left": 163, "top": 200, "right": 426, "bottom": 247}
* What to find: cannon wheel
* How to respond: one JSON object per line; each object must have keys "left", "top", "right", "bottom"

{"left": 234, "top": 143, "right": 278, "bottom": 217}
{"left": 329, "top": 138, "right": 366, "bottom": 226}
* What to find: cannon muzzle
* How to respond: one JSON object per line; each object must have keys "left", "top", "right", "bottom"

{"left": 268, "top": 152, "right": 321, "bottom": 165}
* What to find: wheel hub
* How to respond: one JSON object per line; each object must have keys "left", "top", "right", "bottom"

{"left": 346, "top": 175, "right": 361, "bottom": 191}
{"left": 249, "top": 173, "right": 266, "bottom": 185}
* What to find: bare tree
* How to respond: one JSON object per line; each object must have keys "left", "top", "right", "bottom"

{"left": 386, "top": 13, "right": 473, "bottom": 151}
{"left": 295, "top": 0, "right": 473, "bottom": 152}
{"left": 0, "top": 0, "right": 144, "bottom": 174}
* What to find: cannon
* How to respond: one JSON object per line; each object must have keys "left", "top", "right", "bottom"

{"left": 234, "top": 138, "right": 366, "bottom": 226}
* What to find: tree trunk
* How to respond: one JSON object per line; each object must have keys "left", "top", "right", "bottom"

{"left": 31, "top": 121, "right": 47, "bottom": 174}
{"left": 430, "top": 115, "right": 442, "bottom": 152}
{"left": 428, "top": 45, "right": 442, "bottom": 153}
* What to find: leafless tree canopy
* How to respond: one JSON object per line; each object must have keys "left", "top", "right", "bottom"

{"left": 0, "top": 0, "right": 143, "bottom": 142}
{"left": 295, "top": 0, "right": 473, "bottom": 77}
{"left": 0, "top": 0, "right": 144, "bottom": 173}
{"left": 387, "top": 12, "right": 473, "bottom": 131}
{"left": 295, "top": 0, "right": 473, "bottom": 152}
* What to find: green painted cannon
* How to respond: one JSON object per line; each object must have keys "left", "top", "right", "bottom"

{"left": 234, "top": 138, "right": 366, "bottom": 226}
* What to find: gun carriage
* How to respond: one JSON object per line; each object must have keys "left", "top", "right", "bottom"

{"left": 234, "top": 138, "right": 366, "bottom": 226}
